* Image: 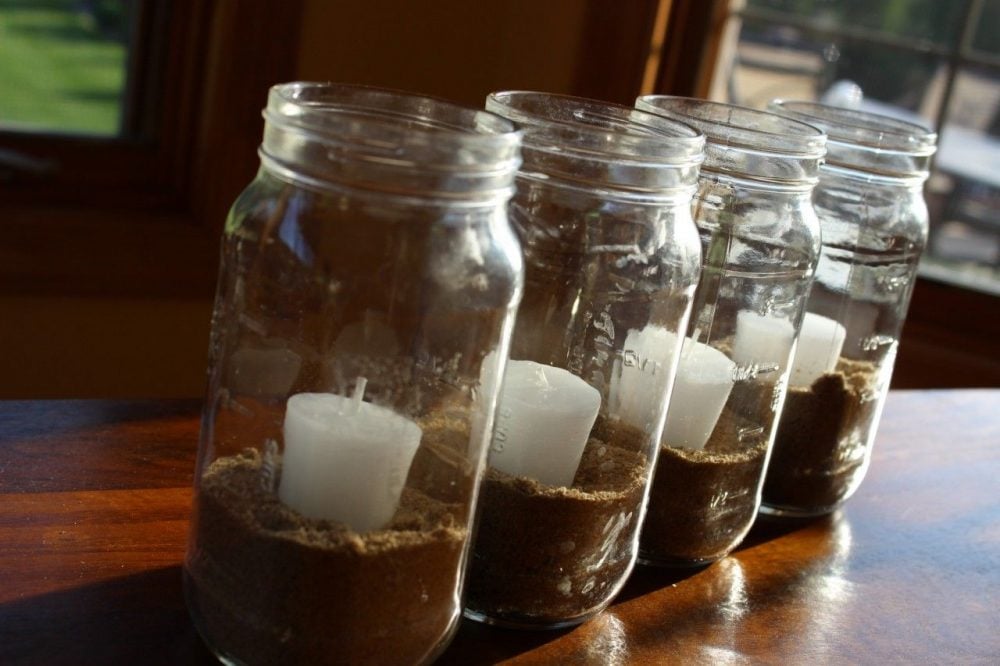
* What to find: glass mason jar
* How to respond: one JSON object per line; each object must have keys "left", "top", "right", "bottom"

{"left": 762, "top": 101, "right": 937, "bottom": 517}
{"left": 183, "top": 83, "right": 523, "bottom": 666}
{"left": 634, "top": 96, "right": 826, "bottom": 566}
{"left": 464, "top": 91, "right": 705, "bottom": 628}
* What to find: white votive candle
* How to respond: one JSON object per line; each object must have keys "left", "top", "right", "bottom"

{"left": 490, "top": 360, "right": 601, "bottom": 487}
{"left": 610, "top": 326, "right": 677, "bottom": 430}
{"left": 662, "top": 340, "right": 735, "bottom": 450}
{"left": 278, "top": 380, "right": 422, "bottom": 532}
{"left": 790, "top": 313, "right": 847, "bottom": 387}
{"left": 731, "top": 311, "right": 795, "bottom": 373}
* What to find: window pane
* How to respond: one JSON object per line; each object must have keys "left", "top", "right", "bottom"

{"left": 924, "top": 66, "right": 1000, "bottom": 290}
{"left": 971, "top": 0, "right": 1000, "bottom": 58}
{"left": 714, "top": 3, "right": 1000, "bottom": 291}
{"left": 0, "top": 0, "right": 132, "bottom": 137}
{"left": 745, "top": 0, "right": 969, "bottom": 48}
{"left": 728, "top": 17, "right": 944, "bottom": 121}
{"left": 727, "top": 21, "right": 822, "bottom": 106}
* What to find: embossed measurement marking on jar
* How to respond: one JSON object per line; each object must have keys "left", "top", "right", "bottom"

{"left": 875, "top": 271, "right": 910, "bottom": 293}
{"left": 592, "top": 310, "right": 615, "bottom": 348}
{"left": 832, "top": 439, "right": 867, "bottom": 472}
{"left": 762, "top": 292, "right": 799, "bottom": 314}
{"left": 574, "top": 306, "right": 618, "bottom": 387}
{"left": 770, "top": 382, "right": 785, "bottom": 412}
{"left": 595, "top": 511, "right": 632, "bottom": 568}
{"left": 619, "top": 349, "right": 661, "bottom": 374}
{"left": 587, "top": 243, "right": 642, "bottom": 255}
{"left": 859, "top": 386, "right": 881, "bottom": 403}
{"left": 732, "top": 361, "right": 781, "bottom": 383}
{"left": 708, "top": 487, "right": 749, "bottom": 509}
{"left": 491, "top": 406, "right": 513, "bottom": 454}
{"left": 737, "top": 425, "right": 765, "bottom": 443}
{"left": 861, "top": 334, "right": 896, "bottom": 352}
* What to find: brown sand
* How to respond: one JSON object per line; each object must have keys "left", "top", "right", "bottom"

{"left": 763, "top": 358, "right": 879, "bottom": 514}
{"left": 464, "top": 419, "right": 650, "bottom": 625}
{"left": 640, "top": 407, "right": 769, "bottom": 566}
{"left": 185, "top": 446, "right": 467, "bottom": 666}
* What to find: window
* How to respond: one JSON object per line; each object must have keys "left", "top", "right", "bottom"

{"left": 651, "top": 0, "right": 1000, "bottom": 386}
{"left": 0, "top": 0, "right": 133, "bottom": 137}
{"left": 705, "top": 0, "right": 1000, "bottom": 295}
{"left": 0, "top": 1, "right": 303, "bottom": 298}
{"left": 0, "top": 1, "right": 189, "bottom": 211}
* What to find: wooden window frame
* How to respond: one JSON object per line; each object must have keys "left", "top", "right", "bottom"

{"left": 0, "top": 0, "right": 303, "bottom": 299}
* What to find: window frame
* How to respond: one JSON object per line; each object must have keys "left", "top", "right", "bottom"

{"left": 0, "top": 0, "right": 304, "bottom": 299}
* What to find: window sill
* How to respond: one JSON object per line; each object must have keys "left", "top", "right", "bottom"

{"left": 918, "top": 259, "right": 1000, "bottom": 298}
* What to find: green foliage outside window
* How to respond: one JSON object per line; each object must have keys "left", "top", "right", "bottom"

{"left": 0, "top": 0, "right": 129, "bottom": 136}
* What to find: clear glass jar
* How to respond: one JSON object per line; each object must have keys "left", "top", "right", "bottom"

{"left": 762, "top": 101, "right": 936, "bottom": 517}
{"left": 183, "top": 83, "right": 523, "bottom": 665}
{"left": 634, "top": 96, "right": 825, "bottom": 566}
{"left": 464, "top": 92, "right": 705, "bottom": 628}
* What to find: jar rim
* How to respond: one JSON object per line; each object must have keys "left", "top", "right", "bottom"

{"left": 486, "top": 91, "right": 705, "bottom": 166}
{"left": 636, "top": 96, "right": 827, "bottom": 158}
{"left": 768, "top": 100, "right": 937, "bottom": 156}
{"left": 268, "top": 82, "right": 521, "bottom": 152}
{"left": 260, "top": 82, "right": 522, "bottom": 202}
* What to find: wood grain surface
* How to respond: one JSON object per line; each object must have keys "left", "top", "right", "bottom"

{"left": 0, "top": 391, "right": 997, "bottom": 664}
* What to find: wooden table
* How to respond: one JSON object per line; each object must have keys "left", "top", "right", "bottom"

{"left": 1, "top": 390, "right": 997, "bottom": 664}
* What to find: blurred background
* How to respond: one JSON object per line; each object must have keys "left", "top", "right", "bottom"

{"left": 1, "top": 0, "right": 997, "bottom": 399}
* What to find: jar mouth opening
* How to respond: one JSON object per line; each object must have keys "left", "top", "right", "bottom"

{"left": 486, "top": 91, "right": 705, "bottom": 166}
{"left": 636, "top": 96, "right": 827, "bottom": 158}
{"left": 268, "top": 82, "right": 521, "bottom": 153}
{"left": 261, "top": 82, "right": 522, "bottom": 201}
{"left": 768, "top": 100, "right": 937, "bottom": 156}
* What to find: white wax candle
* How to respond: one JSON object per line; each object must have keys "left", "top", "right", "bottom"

{"left": 790, "top": 313, "right": 847, "bottom": 387}
{"left": 229, "top": 345, "right": 302, "bottom": 397}
{"left": 278, "top": 381, "right": 422, "bottom": 532}
{"left": 731, "top": 311, "right": 795, "bottom": 374}
{"left": 609, "top": 326, "right": 677, "bottom": 430}
{"left": 490, "top": 360, "right": 601, "bottom": 487}
{"left": 662, "top": 339, "right": 735, "bottom": 450}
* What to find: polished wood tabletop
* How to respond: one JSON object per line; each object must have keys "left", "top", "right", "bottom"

{"left": 1, "top": 390, "right": 997, "bottom": 664}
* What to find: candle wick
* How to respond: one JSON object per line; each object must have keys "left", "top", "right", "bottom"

{"left": 533, "top": 366, "right": 551, "bottom": 391}
{"left": 350, "top": 377, "right": 367, "bottom": 415}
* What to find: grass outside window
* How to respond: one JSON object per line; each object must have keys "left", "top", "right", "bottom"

{"left": 0, "top": 0, "right": 128, "bottom": 136}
